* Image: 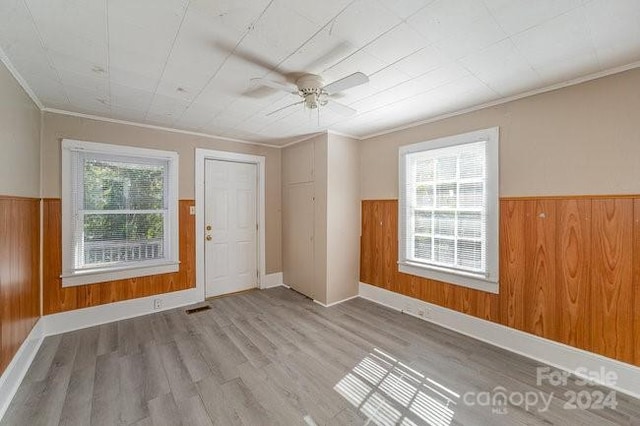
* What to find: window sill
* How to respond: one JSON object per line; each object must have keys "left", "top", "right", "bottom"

{"left": 398, "top": 261, "right": 499, "bottom": 294}
{"left": 61, "top": 261, "right": 180, "bottom": 287}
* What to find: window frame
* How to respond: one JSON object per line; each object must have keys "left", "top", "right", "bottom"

{"left": 61, "top": 139, "right": 180, "bottom": 287}
{"left": 398, "top": 127, "right": 499, "bottom": 294}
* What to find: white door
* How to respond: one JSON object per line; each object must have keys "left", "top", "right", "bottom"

{"left": 204, "top": 159, "right": 258, "bottom": 297}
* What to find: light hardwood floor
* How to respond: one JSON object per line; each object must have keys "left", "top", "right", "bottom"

{"left": 2, "top": 287, "right": 639, "bottom": 425}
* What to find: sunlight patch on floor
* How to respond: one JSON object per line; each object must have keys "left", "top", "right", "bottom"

{"left": 334, "top": 348, "right": 458, "bottom": 425}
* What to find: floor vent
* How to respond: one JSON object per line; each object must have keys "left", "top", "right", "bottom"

{"left": 185, "top": 305, "right": 212, "bottom": 314}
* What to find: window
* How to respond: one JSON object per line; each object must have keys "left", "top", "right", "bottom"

{"left": 61, "top": 139, "right": 179, "bottom": 286}
{"left": 398, "top": 127, "right": 499, "bottom": 293}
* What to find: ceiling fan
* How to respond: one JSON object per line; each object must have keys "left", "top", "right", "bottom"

{"left": 251, "top": 72, "right": 369, "bottom": 117}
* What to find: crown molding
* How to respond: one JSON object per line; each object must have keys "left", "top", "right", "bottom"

{"left": 358, "top": 60, "right": 640, "bottom": 141}
{"left": 4, "top": 34, "right": 639, "bottom": 148}
{"left": 42, "top": 108, "right": 283, "bottom": 149}
{"left": 278, "top": 129, "right": 364, "bottom": 149}
{"left": 0, "top": 46, "right": 44, "bottom": 110}
{"left": 326, "top": 129, "right": 361, "bottom": 140}
{"left": 278, "top": 132, "right": 327, "bottom": 148}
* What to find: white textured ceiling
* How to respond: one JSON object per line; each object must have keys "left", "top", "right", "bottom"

{"left": 1, "top": 0, "right": 639, "bottom": 146}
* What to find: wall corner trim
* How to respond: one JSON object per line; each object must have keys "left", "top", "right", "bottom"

{"left": 262, "top": 272, "right": 284, "bottom": 289}
{"left": 314, "top": 294, "right": 359, "bottom": 308}
{"left": 0, "top": 319, "right": 45, "bottom": 421}
{"left": 358, "top": 282, "right": 640, "bottom": 399}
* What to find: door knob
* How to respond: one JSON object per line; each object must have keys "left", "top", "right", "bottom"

{"left": 206, "top": 235, "right": 212, "bottom": 241}
{"left": 206, "top": 225, "right": 212, "bottom": 231}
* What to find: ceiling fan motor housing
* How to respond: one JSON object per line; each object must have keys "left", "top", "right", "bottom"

{"left": 296, "top": 74, "right": 327, "bottom": 109}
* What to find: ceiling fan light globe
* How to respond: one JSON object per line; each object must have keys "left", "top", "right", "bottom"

{"left": 304, "top": 92, "right": 319, "bottom": 109}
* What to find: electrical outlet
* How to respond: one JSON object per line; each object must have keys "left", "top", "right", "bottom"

{"left": 153, "top": 298, "right": 162, "bottom": 310}
{"left": 189, "top": 206, "right": 195, "bottom": 215}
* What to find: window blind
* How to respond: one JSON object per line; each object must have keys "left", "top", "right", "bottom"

{"left": 69, "top": 151, "right": 170, "bottom": 271}
{"left": 402, "top": 140, "right": 488, "bottom": 277}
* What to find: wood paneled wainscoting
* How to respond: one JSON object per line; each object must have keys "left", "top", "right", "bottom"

{"left": 43, "top": 199, "right": 195, "bottom": 315}
{"left": 360, "top": 198, "right": 640, "bottom": 366}
{"left": 0, "top": 196, "right": 40, "bottom": 375}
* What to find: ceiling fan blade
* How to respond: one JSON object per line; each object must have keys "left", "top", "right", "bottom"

{"left": 326, "top": 99, "right": 357, "bottom": 116}
{"left": 266, "top": 100, "right": 305, "bottom": 116}
{"left": 251, "top": 78, "right": 298, "bottom": 94}
{"left": 213, "top": 40, "right": 288, "bottom": 78}
{"left": 323, "top": 72, "right": 369, "bottom": 95}
{"left": 304, "top": 42, "right": 354, "bottom": 73}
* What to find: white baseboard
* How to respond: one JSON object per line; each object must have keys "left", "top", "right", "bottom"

{"left": 0, "top": 281, "right": 280, "bottom": 422}
{"left": 43, "top": 287, "right": 203, "bottom": 336}
{"left": 0, "top": 319, "right": 45, "bottom": 420}
{"left": 262, "top": 272, "right": 283, "bottom": 289}
{"left": 314, "top": 294, "right": 359, "bottom": 307}
{"left": 3, "top": 282, "right": 637, "bottom": 423}
{"left": 359, "top": 282, "right": 640, "bottom": 399}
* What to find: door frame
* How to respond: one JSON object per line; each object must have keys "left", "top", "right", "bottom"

{"left": 195, "top": 148, "right": 266, "bottom": 300}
